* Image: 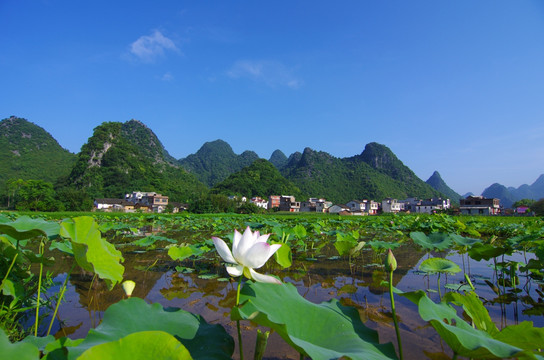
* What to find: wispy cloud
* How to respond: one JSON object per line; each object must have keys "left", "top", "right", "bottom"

{"left": 227, "top": 60, "right": 302, "bottom": 89}
{"left": 161, "top": 72, "right": 174, "bottom": 81}
{"left": 130, "top": 30, "right": 179, "bottom": 62}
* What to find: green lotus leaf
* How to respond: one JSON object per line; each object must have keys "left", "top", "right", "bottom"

{"left": 0, "top": 328, "right": 39, "bottom": 360}
{"left": 49, "top": 238, "right": 73, "bottom": 254}
{"left": 60, "top": 217, "right": 124, "bottom": 288}
{"left": 66, "top": 297, "right": 233, "bottom": 360}
{"left": 368, "top": 240, "right": 401, "bottom": 251}
{"left": 443, "top": 291, "right": 498, "bottom": 335}
{"left": 410, "top": 232, "right": 453, "bottom": 251}
{"left": 77, "top": 331, "right": 193, "bottom": 360}
{"left": 402, "top": 290, "right": 542, "bottom": 359}
{"left": 419, "top": 258, "right": 461, "bottom": 275}
{"left": 132, "top": 235, "right": 177, "bottom": 247}
{"left": 468, "top": 242, "right": 512, "bottom": 261}
{"left": 233, "top": 281, "right": 398, "bottom": 360}
{"left": 273, "top": 242, "right": 292, "bottom": 268}
{"left": 292, "top": 224, "right": 307, "bottom": 239}
{"left": 0, "top": 215, "right": 60, "bottom": 241}
{"left": 493, "top": 321, "right": 544, "bottom": 353}
{"left": 450, "top": 234, "right": 481, "bottom": 247}
{"left": 334, "top": 239, "right": 357, "bottom": 256}
{"left": 168, "top": 244, "right": 195, "bottom": 261}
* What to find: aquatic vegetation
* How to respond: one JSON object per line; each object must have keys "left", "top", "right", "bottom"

{"left": 0, "top": 212, "right": 542, "bottom": 358}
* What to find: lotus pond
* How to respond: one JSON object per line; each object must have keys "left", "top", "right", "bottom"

{"left": 1, "top": 212, "right": 543, "bottom": 359}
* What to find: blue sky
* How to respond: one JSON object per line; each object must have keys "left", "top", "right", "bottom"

{"left": 1, "top": 1, "right": 543, "bottom": 195}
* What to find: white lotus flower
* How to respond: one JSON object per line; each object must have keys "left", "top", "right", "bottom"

{"left": 212, "top": 227, "right": 282, "bottom": 284}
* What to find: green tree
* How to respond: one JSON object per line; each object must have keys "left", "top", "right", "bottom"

{"left": 5, "top": 178, "right": 25, "bottom": 209}
{"left": 531, "top": 198, "right": 544, "bottom": 216}
{"left": 56, "top": 187, "right": 94, "bottom": 211}
{"left": 16, "top": 180, "right": 62, "bottom": 211}
{"left": 512, "top": 199, "right": 536, "bottom": 208}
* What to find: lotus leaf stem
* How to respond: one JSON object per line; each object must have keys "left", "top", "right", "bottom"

{"left": 47, "top": 261, "right": 76, "bottom": 336}
{"left": 389, "top": 270, "right": 403, "bottom": 360}
{"left": 34, "top": 239, "right": 44, "bottom": 336}
{"left": 1, "top": 253, "right": 18, "bottom": 288}
{"left": 236, "top": 276, "right": 244, "bottom": 360}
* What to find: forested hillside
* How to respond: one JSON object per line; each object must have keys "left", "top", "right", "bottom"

{"left": 280, "top": 144, "right": 441, "bottom": 204}
{"left": 212, "top": 159, "right": 304, "bottom": 199}
{"left": 0, "top": 116, "right": 76, "bottom": 194}
{"left": 66, "top": 121, "right": 207, "bottom": 202}
{"left": 179, "top": 139, "right": 259, "bottom": 187}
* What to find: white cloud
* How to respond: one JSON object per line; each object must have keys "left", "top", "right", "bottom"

{"left": 227, "top": 60, "right": 302, "bottom": 89}
{"left": 162, "top": 72, "right": 174, "bottom": 81}
{"left": 130, "top": 30, "right": 179, "bottom": 62}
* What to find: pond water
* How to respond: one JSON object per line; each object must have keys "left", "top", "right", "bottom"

{"left": 39, "top": 239, "right": 543, "bottom": 360}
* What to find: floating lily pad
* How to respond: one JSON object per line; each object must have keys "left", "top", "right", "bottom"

{"left": 419, "top": 258, "right": 461, "bottom": 275}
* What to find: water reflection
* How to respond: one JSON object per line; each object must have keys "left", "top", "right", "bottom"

{"left": 44, "top": 244, "right": 543, "bottom": 359}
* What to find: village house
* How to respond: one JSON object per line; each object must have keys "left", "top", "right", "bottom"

{"left": 300, "top": 198, "right": 332, "bottom": 212}
{"left": 345, "top": 199, "right": 379, "bottom": 215}
{"left": 125, "top": 191, "right": 169, "bottom": 213}
{"left": 328, "top": 204, "right": 350, "bottom": 215}
{"left": 250, "top": 197, "right": 268, "bottom": 209}
{"left": 268, "top": 195, "right": 281, "bottom": 210}
{"left": 459, "top": 196, "right": 500, "bottom": 215}
{"left": 279, "top": 195, "right": 301, "bottom": 212}
{"left": 381, "top": 198, "right": 401, "bottom": 213}
{"left": 94, "top": 198, "right": 134, "bottom": 212}
{"left": 169, "top": 202, "right": 188, "bottom": 213}
{"left": 398, "top": 197, "right": 451, "bottom": 214}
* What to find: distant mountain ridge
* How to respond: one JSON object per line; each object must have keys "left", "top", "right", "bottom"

{"left": 482, "top": 175, "right": 544, "bottom": 208}
{"left": 66, "top": 120, "right": 206, "bottom": 201}
{"left": 278, "top": 143, "right": 442, "bottom": 203}
{"left": 0, "top": 116, "right": 76, "bottom": 193}
{"left": 178, "top": 139, "right": 259, "bottom": 187}
{"left": 1, "top": 116, "right": 471, "bottom": 205}
{"left": 426, "top": 171, "right": 461, "bottom": 204}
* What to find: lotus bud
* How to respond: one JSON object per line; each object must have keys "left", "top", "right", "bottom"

{"left": 122, "top": 280, "right": 136, "bottom": 297}
{"left": 385, "top": 249, "right": 397, "bottom": 272}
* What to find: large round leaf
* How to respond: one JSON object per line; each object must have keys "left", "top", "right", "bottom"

{"left": 450, "top": 234, "right": 481, "bottom": 247}
{"left": 0, "top": 215, "right": 59, "bottom": 241}
{"left": 273, "top": 242, "right": 292, "bottom": 268}
{"left": 66, "top": 297, "right": 233, "bottom": 360}
{"left": 233, "top": 281, "right": 398, "bottom": 360}
{"left": 0, "top": 329, "right": 39, "bottom": 360}
{"left": 60, "top": 217, "right": 124, "bottom": 288}
{"left": 468, "top": 242, "right": 512, "bottom": 261}
{"left": 77, "top": 331, "right": 193, "bottom": 360}
{"left": 419, "top": 258, "right": 461, "bottom": 275}
{"left": 410, "top": 232, "right": 452, "bottom": 251}
{"left": 401, "top": 290, "right": 541, "bottom": 359}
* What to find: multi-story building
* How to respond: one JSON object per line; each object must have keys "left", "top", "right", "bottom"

{"left": 300, "top": 198, "right": 331, "bottom": 212}
{"left": 268, "top": 195, "right": 281, "bottom": 210}
{"left": 125, "top": 191, "right": 169, "bottom": 213}
{"left": 279, "top": 195, "right": 300, "bottom": 212}
{"left": 459, "top": 196, "right": 500, "bottom": 215}
{"left": 381, "top": 198, "right": 401, "bottom": 213}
